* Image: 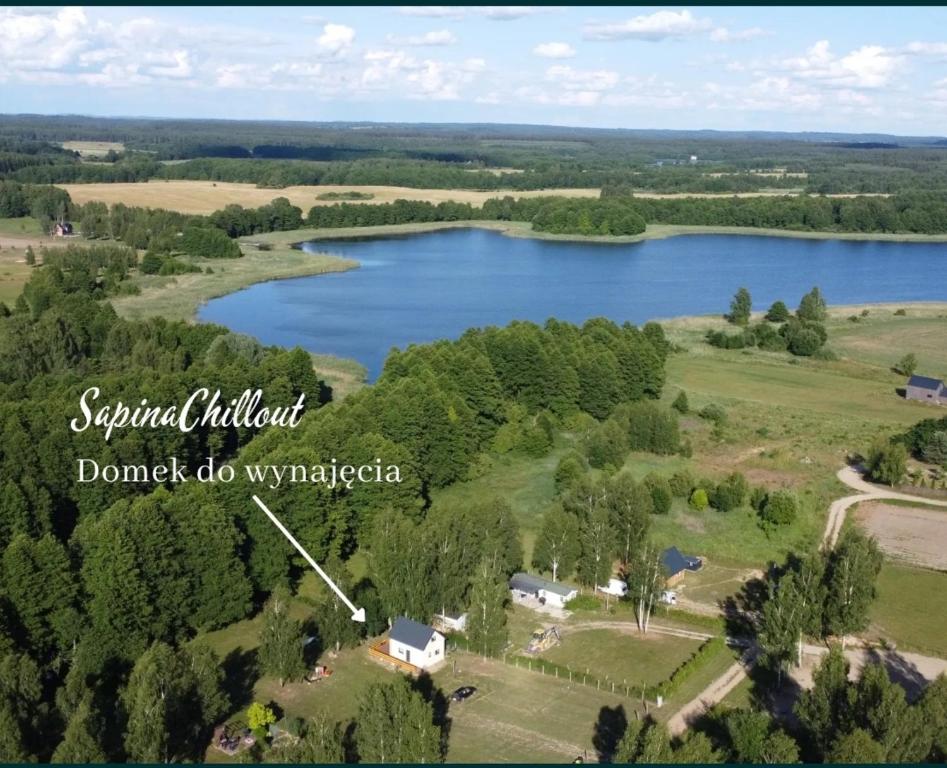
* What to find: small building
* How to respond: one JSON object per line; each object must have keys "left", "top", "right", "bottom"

{"left": 53, "top": 221, "right": 74, "bottom": 236}
{"left": 906, "top": 375, "right": 945, "bottom": 406}
{"left": 689, "top": 154, "right": 698, "bottom": 164}
{"left": 433, "top": 611, "right": 468, "bottom": 633}
{"left": 661, "top": 546, "right": 702, "bottom": 587}
{"left": 386, "top": 617, "right": 445, "bottom": 670}
{"left": 509, "top": 572, "right": 578, "bottom": 609}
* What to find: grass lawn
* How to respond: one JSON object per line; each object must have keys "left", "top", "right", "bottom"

{"left": 433, "top": 653, "right": 640, "bottom": 762}
{"left": 541, "top": 628, "right": 701, "bottom": 690}
{"left": 0, "top": 216, "right": 43, "bottom": 236}
{"left": 868, "top": 563, "right": 947, "bottom": 658}
{"left": 431, "top": 440, "right": 571, "bottom": 566}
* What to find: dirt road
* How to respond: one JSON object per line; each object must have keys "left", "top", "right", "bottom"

{"left": 667, "top": 649, "right": 757, "bottom": 736}
{"left": 822, "top": 466, "right": 947, "bottom": 549}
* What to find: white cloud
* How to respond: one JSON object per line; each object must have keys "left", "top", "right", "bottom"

{"left": 904, "top": 41, "right": 947, "bottom": 58}
{"left": 146, "top": 50, "right": 193, "bottom": 79}
{"left": 397, "top": 5, "right": 548, "bottom": 20}
{"left": 398, "top": 6, "right": 465, "bottom": 18}
{"left": 545, "top": 65, "right": 619, "bottom": 92}
{"left": 387, "top": 29, "right": 457, "bottom": 46}
{"left": 479, "top": 7, "right": 545, "bottom": 21}
{"left": 710, "top": 26, "right": 767, "bottom": 43}
{"left": 584, "top": 10, "right": 712, "bottom": 42}
{"left": 317, "top": 23, "right": 355, "bottom": 55}
{"left": 533, "top": 41, "right": 575, "bottom": 59}
{"left": 782, "top": 40, "right": 901, "bottom": 89}
{"left": 359, "top": 48, "right": 484, "bottom": 100}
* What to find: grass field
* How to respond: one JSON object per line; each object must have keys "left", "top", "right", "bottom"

{"left": 57, "top": 180, "right": 601, "bottom": 215}
{"left": 869, "top": 563, "right": 947, "bottom": 658}
{"left": 61, "top": 140, "right": 125, "bottom": 157}
{"left": 0, "top": 217, "right": 51, "bottom": 304}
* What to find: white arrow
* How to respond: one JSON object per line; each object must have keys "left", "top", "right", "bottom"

{"left": 252, "top": 494, "right": 365, "bottom": 623}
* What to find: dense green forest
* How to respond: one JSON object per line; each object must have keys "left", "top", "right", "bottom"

{"left": 4, "top": 115, "right": 947, "bottom": 194}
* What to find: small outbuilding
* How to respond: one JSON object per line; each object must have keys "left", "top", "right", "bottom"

{"left": 433, "top": 611, "right": 468, "bottom": 633}
{"left": 53, "top": 221, "right": 74, "bottom": 236}
{"left": 509, "top": 572, "right": 578, "bottom": 609}
{"left": 906, "top": 375, "right": 945, "bottom": 406}
{"left": 386, "top": 617, "right": 445, "bottom": 670}
{"left": 661, "top": 546, "right": 702, "bottom": 587}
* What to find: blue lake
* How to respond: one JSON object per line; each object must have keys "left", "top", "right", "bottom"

{"left": 198, "top": 228, "right": 947, "bottom": 380}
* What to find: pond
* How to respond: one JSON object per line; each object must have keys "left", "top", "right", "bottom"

{"left": 198, "top": 228, "right": 947, "bottom": 380}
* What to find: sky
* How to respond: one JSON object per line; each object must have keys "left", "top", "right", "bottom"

{"left": 3, "top": 5, "right": 947, "bottom": 135}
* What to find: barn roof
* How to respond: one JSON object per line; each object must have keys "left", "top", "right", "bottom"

{"left": 389, "top": 617, "right": 436, "bottom": 650}
{"left": 509, "top": 572, "right": 577, "bottom": 597}
{"left": 908, "top": 374, "right": 944, "bottom": 391}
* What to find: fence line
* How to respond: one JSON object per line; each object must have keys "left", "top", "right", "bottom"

{"left": 448, "top": 634, "right": 728, "bottom": 706}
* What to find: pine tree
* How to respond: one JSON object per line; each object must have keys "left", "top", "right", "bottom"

{"left": 259, "top": 587, "right": 305, "bottom": 686}
{"left": 51, "top": 695, "right": 106, "bottom": 763}
{"left": 466, "top": 561, "right": 509, "bottom": 657}
{"left": 356, "top": 677, "right": 443, "bottom": 763}
{"left": 795, "top": 645, "right": 851, "bottom": 757}
{"left": 797, "top": 286, "right": 828, "bottom": 322}
{"left": 728, "top": 287, "right": 752, "bottom": 325}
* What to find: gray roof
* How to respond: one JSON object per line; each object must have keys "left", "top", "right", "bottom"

{"left": 509, "top": 572, "right": 577, "bottom": 597}
{"left": 389, "top": 617, "right": 436, "bottom": 650}
{"left": 661, "top": 547, "right": 702, "bottom": 577}
{"left": 908, "top": 374, "right": 944, "bottom": 391}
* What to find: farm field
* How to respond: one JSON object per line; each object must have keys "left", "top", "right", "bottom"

{"left": 854, "top": 500, "right": 947, "bottom": 569}
{"left": 60, "top": 139, "right": 125, "bottom": 157}
{"left": 57, "top": 180, "right": 601, "bottom": 214}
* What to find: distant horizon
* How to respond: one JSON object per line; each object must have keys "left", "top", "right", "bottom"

{"left": 3, "top": 111, "right": 947, "bottom": 144}
{"left": 4, "top": 6, "right": 947, "bottom": 134}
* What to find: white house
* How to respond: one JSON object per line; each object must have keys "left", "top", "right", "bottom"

{"left": 387, "top": 617, "right": 446, "bottom": 670}
{"left": 509, "top": 572, "right": 578, "bottom": 609}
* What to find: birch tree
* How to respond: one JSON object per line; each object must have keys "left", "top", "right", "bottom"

{"left": 532, "top": 506, "right": 579, "bottom": 582}
{"left": 627, "top": 542, "right": 664, "bottom": 633}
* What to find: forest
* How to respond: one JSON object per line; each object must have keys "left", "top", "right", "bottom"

{"left": 4, "top": 116, "right": 947, "bottom": 194}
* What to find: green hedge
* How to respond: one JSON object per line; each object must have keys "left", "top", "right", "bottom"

{"left": 649, "top": 636, "right": 728, "bottom": 700}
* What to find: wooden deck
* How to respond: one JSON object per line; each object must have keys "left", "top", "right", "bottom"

{"left": 368, "top": 639, "right": 419, "bottom": 675}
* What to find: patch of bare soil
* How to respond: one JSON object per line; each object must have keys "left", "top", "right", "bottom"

{"left": 854, "top": 501, "right": 947, "bottom": 569}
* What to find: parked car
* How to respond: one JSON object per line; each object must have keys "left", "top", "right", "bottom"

{"left": 450, "top": 686, "right": 477, "bottom": 702}
{"left": 659, "top": 590, "right": 678, "bottom": 605}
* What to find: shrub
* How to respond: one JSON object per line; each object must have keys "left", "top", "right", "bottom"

{"left": 586, "top": 418, "right": 628, "bottom": 469}
{"left": 787, "top": 328, "right": 823, "bottom": 356}
{"left": 644, "top": 474, "right": 673, "bottom": 515}
{"left": 671, "top": 390, "right": 689, "bottom": 414}
{"left": 760, "top": 489, "right": 798, "bottom": 526}
{"left": 764, "top": 300, "right": 790, "bottom": 322}
{"left": 669, "top": 470, "right": 695, "bottom": 498}
{"left": 554, "top": 453, "right": 586, "bottom": 492}
{"left": 565, "top": 593, "right": 601, "bottom": 611}
{"left": 866, "top": 437, "right": 908, "bottom": 486}
{"left": 749, "top": 486, "right": 768, "bottom": 512}
{"left": 699, "top": 403, "right": 727, "bottom": 424}
{"left": 689, "top": 488, "right": 709, "bottom": 511}
{"left": 712, "top": 472, "right": 749, "bottom": 512}
{"left": 894, "top": 308, "right": 907, "bottom": 316}
{"left": 622, "top": 402, "right": 680, "bottom": 455}
{"left": 247, "top": 702, "right": 276, "bottom": 732}
{"left": 651, "top": 637, "right": 727, "bottom": 700}
{"left": 895, "top": 352, "right": 918, "bottom": 377}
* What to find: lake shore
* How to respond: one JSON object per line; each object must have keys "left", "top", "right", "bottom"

{"left": 255, "top": 219, "right": 947, "bottom": 246}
